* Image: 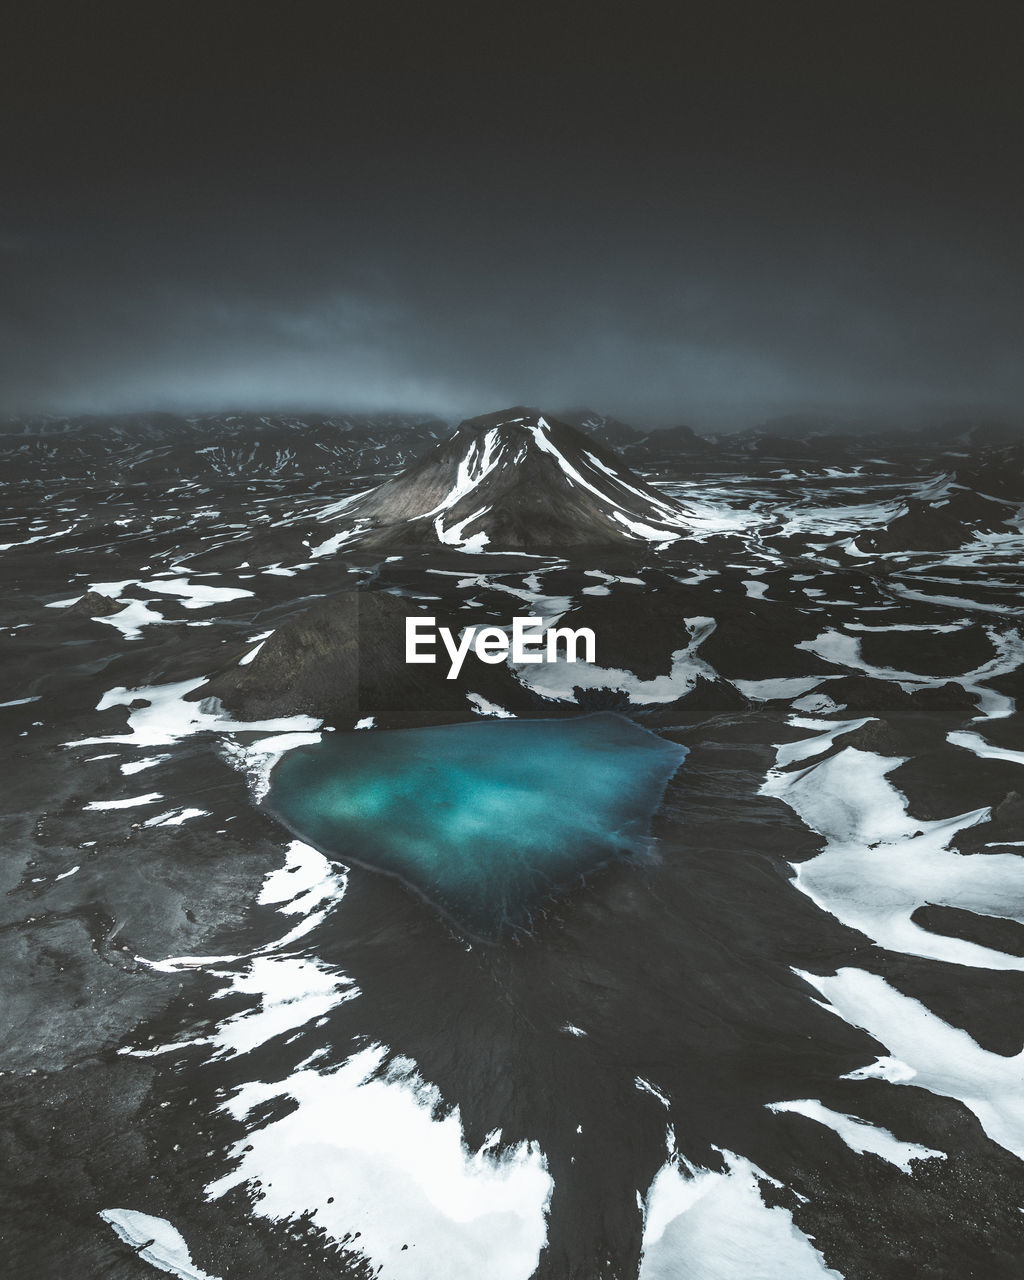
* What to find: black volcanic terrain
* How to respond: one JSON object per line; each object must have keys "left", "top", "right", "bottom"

{"left": 2, "top": 407, "right": 1024, "bottom": 1279}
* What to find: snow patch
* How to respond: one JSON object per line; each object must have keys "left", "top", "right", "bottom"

{"left": 206, "top": 1044, "right": 553, "bottom": 1280}
{"left": 767, "top": 1098, "right": 944, "bottom": 1171}
{"left": 801, "top": 967, "right": 1024, "bottom": 1161}
{"left": 640, "top": 1152, "right": 841, "bottom": 1279}
{"left": 519, "top": 617, "right": 717, "bottom": 704}
{"left": 85, "top": 792, "right": 163, "bottom": 811}
{"left": 99, "top": 1209, "right": 219, "bottom": 1280}
{"left": 467, "top": 693, "right": 515, "bottom": 718}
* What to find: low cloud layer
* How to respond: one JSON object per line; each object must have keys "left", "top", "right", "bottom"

{"left": 2, "top": 7, "right": 1022, "bottom": 429}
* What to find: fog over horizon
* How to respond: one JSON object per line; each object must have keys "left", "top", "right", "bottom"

{"left": 3, "top": 7, "right": 1023, "bottom": 433}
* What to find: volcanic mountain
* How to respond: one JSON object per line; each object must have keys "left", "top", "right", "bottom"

{"left": 331, "top": 407, "right": 693, "bottom": 551}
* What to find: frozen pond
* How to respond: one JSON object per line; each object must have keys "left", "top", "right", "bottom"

{"left": 267, "top": 712, "right": 687, "bottom": 935}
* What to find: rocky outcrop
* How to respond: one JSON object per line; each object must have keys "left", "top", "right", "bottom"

{"left": 195, "top": 589, "right": 549, "bottom": 729}
{"left": 63, "top": 590, "right": 128, "bottom": 618}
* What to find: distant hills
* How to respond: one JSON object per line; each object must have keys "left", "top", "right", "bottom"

{"left": 0, "top": 411, "right": 448, "bottom": 485}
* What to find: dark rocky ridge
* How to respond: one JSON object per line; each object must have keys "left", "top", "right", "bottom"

{"left": 856, "top": 484, "right": 1017, "bottom": 553}
{"left": 954, "top": 441, "right": 1024, "bottom": 503}
{"left": 912, "top": 904, "right": 1024, "bottom": 958}
{"left": 558, "top": 408, "right": 714, "bottom": 465}
{"left": 197, "top": 588, "right": 549, "bottom": 729}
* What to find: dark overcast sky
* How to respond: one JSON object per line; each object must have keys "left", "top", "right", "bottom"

{"left": 2, "top": 3, "right": 1023, "bottom": 427}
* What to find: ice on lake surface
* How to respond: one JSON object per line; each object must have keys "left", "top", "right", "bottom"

{"left": 267, "top": 712, "right": 687, "bottom": 935}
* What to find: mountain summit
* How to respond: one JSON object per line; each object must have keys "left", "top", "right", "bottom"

{"left": 334, "top": 407, "right": 692, "bottom": 551}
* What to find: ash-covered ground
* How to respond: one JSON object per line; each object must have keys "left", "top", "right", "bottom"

{"left": 2, "top": 409, "right": 1024, "bottom": 1279}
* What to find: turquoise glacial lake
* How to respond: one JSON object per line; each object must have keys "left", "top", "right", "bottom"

{"left": 266, "top": 712, "right": 687, "bottom": 936}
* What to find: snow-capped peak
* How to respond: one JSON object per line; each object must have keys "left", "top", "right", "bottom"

{"left": 330, "top": 407, "right": 695, "bottom": 552}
